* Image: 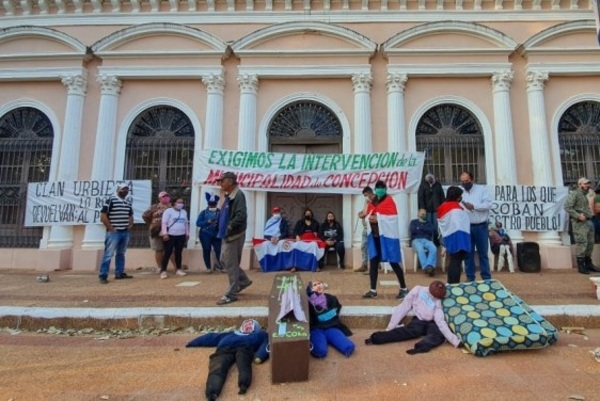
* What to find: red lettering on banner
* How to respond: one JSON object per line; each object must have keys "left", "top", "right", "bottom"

{"left": 205, "top": 169, "right": 224, "bottom": 184}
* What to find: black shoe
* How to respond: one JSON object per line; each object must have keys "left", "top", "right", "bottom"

{"left": 364, "top": 338, "right": 373, "bottom": 345}
{"left": 115, "top": 273, "right": 133, "bottom": 279}
{"left": 585, "top": 257, "right": 600, "bottom": 273}
{"left": 238, "top": 387, "right": 247, "bottom": 395}
{"left": 99, "top": 277, "right": 109, "bottom": 284}
{"left": 362, "top": 290, "right": 378, "bottom": 299}
{"left": 396, "top": 288, "right": 409, "bottom": 299}
{"left": 339, "top": 264, "right": 345, "bottom": 270}
{"left": 425, "top": 266, "right": 435, "bottom": 277}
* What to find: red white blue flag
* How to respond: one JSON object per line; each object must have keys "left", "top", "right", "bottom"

{"left": 437, "top": 201, "right": 471, "bottom": 254}
{"left": 366, "top": 196, "right": 402, "bottom": 263}
{"left": 253, "top": 238, "right": 325, "bottom": 272}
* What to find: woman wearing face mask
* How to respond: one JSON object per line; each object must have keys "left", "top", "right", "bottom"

{"left": 196, "top": 193, "right": 223, "bottom": 274}
{"left": 363, "top": 180, "right": 409, "bottom": 300}
{"left": 293, "top": 208, "right": 320, "bottom": 241}
{"left": 160, "top": 197, "right": 190, "bottom": 279}
{"left": 142, "top": 191, "right": 177, "bottom": 273}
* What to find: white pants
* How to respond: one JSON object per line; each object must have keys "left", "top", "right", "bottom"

{"left": 497, "top": 244, "right": 514, "bottom": 273}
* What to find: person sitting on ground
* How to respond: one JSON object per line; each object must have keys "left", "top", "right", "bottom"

{"left": 409, "top": 208, "right": 438, "bottom": 277}
{"left": 186, "top": 319, "right": 269, "bottom": 401}
{"left": 196, "top": 193, "right": 223, "bottom": 274}
{"left": 318, "top": 211, "right": 345, "bottom": 270}
{"left": 306, "top": 280, "right": 355, "bottom": 358}
{"left": 489, "top": 221, "right": 514, "bottom": 273}
{"left": 293, "top": 208, "right": 320, "bottom": 241}
{"left": 364, "top": 281, "right": 461, "bottom": 354}
{"left": 264, "top": 206, "right": 289, "bottom": 244}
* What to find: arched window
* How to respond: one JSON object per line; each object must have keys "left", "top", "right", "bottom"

{"left": 268, "top": 101, "right": 342, "bottom": 143}
{"left": 558, "top": 101, "right": 600, "bottom": 187}
{"left": 124, "top": 105, "right": 195, "bottom": 248}
{"left": 416, "top": 104, "right": 486, "bottom": 185}
{"left": 267, "top": 100, "right": 343, "bottom": 232}
{"left": 0, "top": 107, "right": 53, "bottom": 247}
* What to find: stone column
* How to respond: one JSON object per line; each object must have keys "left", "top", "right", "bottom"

{"left": 192, "top": 74, "right": 225, "bottom": 248}
{"left": 46, "top": 73, "right": 88, "bottom": 249}
{"left": 386, "top": 72, "right": 410, "bottom": 246}
{"left": 237, "top": 74, "right": 259, "bottom": 245}
{"left": 82, "top": 75, "right": 122, "bottom": 249}
{"left": 491, "top": 70, "right": 523, "bottom": 242}
{"left": 526, "top": 70, "right": 560, "bottom": 244}
{"left": 351, "top": 72, "right": 373, "bottom": 259}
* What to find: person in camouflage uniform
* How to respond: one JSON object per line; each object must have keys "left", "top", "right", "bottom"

{"left": 565, "top": 177, "right": 600, "bottom": 274}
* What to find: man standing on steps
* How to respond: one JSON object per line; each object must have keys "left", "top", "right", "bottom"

{"left": 215, "top": 172, "right": 253, "bottom": 305}
{"left": 565, "top": 177, "right": 600, "bottom": 274}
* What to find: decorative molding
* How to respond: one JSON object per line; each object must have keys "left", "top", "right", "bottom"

{"left": 525, "top": 71, "right": 549, "bottom": 90}
{"left": 91, "top": 22, "right": 228, "bottom": 54}
{"left": 96, "top": 74, "right": 122, "bottom": 95}
{"left": 61, "top": 73, "right": 88, "bottom": 96}
{"left": 231, "top": 21, "right": 377, "bottom": 55}
{"left": 521, "top": 19, "right": 595, "bottom": 50}
{"left": 0, "top": 66, "right": 86, "bottom": 81}
{"left": 385, "top": 72, "right": 408, "bottom": 93}
{"left": 388, "top": 63, "right": 512, "bottom": 77}
{"left": 202, "top": 73, "right": 225, "bottom": 95}
{"left": 527, "top": 63, "right": 600, "bottom": 76}
{"left": 37, "top": 0, "right": 48, "bottom": 13}
{"left": 0, "top": 12, "right": 593, "bottom": 29}
{"left": 98, "top": 65, "right": 223, "bottom": 79}
{"left": 381, "top": 20, "right": 519, "bottom": 56}
{"left": 351, "top": 72, "right": 373, "bottom": 93}
{"left": 491, "top": 70, "right": 514, "bottom": 91}
{"left": 237, "top": 74, "right": 259, "bottom": 94}
{"left": 0, "top": 26, "right": 88, "bottom": 54}
{"left": 237, "top": 65, "right": 371, "bottom": 78}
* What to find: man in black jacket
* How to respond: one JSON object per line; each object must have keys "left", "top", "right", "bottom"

{"left": 318, "top": 211, "right": 345, "bottom": 269}
{"left": 215, "top": 172, "right": 253, "bottom": 305}
{"left": 417, "top": 173, "right": 445, "bottom": 245}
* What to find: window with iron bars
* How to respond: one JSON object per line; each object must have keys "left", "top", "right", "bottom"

{"left": 558, "top": 101, "right": 600, "bottom": 189}
{"left": 124, "top": 105, "right": 195, "bottom": 248}
{"left": 0, "top": 107, "right": 53, "bottom": 248}
{"left": 416, "top": 104, "right": 486, "bottom": 185}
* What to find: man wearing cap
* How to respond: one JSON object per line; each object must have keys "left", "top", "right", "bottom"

{"left": 565, "top": 177, "right": 600, "bottom": 274}
{"left": 98, "top": 183, "right": 134, "bottom": 284}
{"left": 215, "top": 172, "right": 253, "bottom": 305}
{"left": 417, "top": 173, "right": 445, "bottom": 245}
{"left": 263, "top": 206, "right": 289, "bottom": 244}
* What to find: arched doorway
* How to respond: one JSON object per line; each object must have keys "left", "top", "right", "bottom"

{"left": 558, "top": 100, "right": 600, "bottom": 188}
{"left": 416, "top": 104, "right": 486, "bottom": 185}
{"left": 124, "top": 105, "right": 195, "bottom": 247}
{"left": 0, "top": 107, "right": 54, "bottom": 247}
{"left": 267, "top": 100, "right": 343, "bottom": 235}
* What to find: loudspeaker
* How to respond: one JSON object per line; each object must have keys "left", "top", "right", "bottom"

{"left": 517, "top": 242, "right": 541, "bottom": 273}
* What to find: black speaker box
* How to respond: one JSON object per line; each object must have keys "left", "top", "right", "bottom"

{"left": 517, "top": 242, "right": 541, "bottom": 273}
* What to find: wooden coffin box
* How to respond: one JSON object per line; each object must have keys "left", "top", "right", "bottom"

{"left": 268, "top": 273, "right": 310, "bottom": 384}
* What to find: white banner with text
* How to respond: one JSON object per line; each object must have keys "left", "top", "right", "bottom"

{"left": 489, "top": 185, "right": 569, "bottom": 231}
{"left": 25, "top": 180, "right": 152, "bottom": 227}
{"left": 196, "top": 149, "right": 425, "bottom": 194}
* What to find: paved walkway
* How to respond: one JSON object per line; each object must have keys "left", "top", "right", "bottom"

{"left": 1, "top": 267, "right": 600, "bottom": 400}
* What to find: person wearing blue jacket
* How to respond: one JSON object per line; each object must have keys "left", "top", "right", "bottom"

{"left": 186, "top": 319, "right": 269, "bottom": 400}
{"left": 196, "top": 193, "right": 223, "bottom": 273}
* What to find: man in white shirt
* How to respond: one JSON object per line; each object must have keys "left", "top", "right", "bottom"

{"left": 459, "top": 171, "right": 493, "bottom": 281}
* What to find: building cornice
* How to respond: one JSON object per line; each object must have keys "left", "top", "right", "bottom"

{"left": 0, "top": 66, "right": 87, "bottom": 81}
{"left": 387, "top": 63, "right": 512, "bottom": 77}
{"left": 97, "top": 65, "right": 224, "bottom": 79}
{"left": 237, "top": 65, "right": 372, "bottom": 78}
{"left": 527, "top": 63, "right": 600, "bottom": 76}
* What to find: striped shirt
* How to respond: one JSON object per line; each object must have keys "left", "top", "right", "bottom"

{"left": 101, "top": 195, "right": 133, "bottom": 230}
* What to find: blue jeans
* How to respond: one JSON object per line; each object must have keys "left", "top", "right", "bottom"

{"left": 412, "top": 238, "right": 437, "bottom": 269}
{"left": 99, "top": 230, "right": 130, "bottom": 279}
{"left": 426, "top": 212, "right": 439, "bottom": 245}
{"left": 199, "top": 231, "right": 222, "bottom": 270}
{"left": 464, "top": 223, "right": 491, "bottom": 281}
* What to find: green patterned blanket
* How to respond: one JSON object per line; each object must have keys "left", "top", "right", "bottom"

{"left": 442, "top": 280, "right": 559, "bottom": 357}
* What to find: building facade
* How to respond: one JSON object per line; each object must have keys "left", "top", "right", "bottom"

{"left": 1, "top": 0, "right": 599, "bottom": 271}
